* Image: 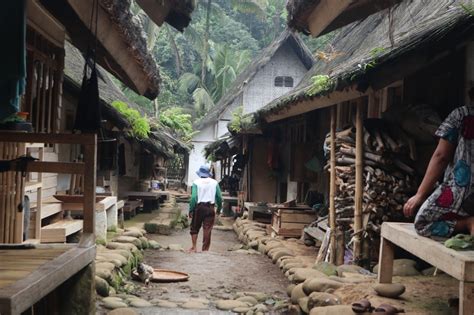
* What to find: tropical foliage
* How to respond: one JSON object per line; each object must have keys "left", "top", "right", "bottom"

{"left": 159, "top": 107, "right": 196, "bottom": 141}
{"left": 112, "top": 101, "right": 151, "bottom": 139}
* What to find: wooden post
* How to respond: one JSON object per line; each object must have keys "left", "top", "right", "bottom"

{"left": 81, "top": 135, "right": 97, "bottom": 247}
{"left": 329, "top": 106, "right": 337, "bottom": 264}
{"left": 377, "top": 237, "right": 395, "bottom": 284}
{"left": 354, "top": 99, "right": 364, "bottom": 264}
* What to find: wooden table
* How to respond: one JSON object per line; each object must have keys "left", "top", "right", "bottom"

{"left": 378, "top": 222, "right": 474, "bottom": 315}
{"left": 0, "top": 245, "right": 95, "bottom": 314}
{"left": 244, "top": 202, "right": 272, "bottom": 223}
{"left": 124, "top": 191, "right": 160, "bottom": 212}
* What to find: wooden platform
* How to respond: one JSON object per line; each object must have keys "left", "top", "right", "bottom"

{"left": 41, "top": 220, "right": 83, "bottom": 243}
{"left": 378, "top": 222, "right": 474, "bottom": 315}
{"left": 0, "top": 245, "right": 95, "bottom": 314}
{"left": 271, "top": 207, "right": 316, "bottom": 237}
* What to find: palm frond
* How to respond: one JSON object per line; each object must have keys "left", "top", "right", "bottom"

{"left": 178, "top": 72, "right": 201, "bottom": 93}
{"left": 193, "top": 87, "right": 215, "bottom": 114}
{"left": 231, "top": 0, "right": 267, "bottom": 19}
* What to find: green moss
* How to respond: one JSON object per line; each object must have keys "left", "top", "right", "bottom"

{"left": 307, "top": 75, "right": 333, "bottom": 97}
{"left": 95, "top": 238, "right": 106, "bottom": 246}
{"left": 112, "top": 100, "right": 150, "bottom": 139}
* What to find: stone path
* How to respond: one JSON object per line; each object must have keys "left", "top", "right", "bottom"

{"left": 97, "top": 202, "right": 291, "bottom": 314}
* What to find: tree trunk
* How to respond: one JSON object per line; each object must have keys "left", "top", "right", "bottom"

{"left": 165, "top": 25, "right": 182, "bottom": 77}
{"left": 201, "top": 0, "right": 212, "bottom": 83}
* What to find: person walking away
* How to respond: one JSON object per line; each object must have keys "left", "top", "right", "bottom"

{"left": 188, "top": 165, "right": 222, "bottom": 252}
{"left": 404, "top": 88, "right": 474, "bottom": 237}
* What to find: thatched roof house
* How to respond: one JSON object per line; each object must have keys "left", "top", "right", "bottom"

{"left": 259, "top": 0, "right": 474, "bottom": 123}
{"left": 286, "top": 0, "right": 402, "bottom": 36}
{"left": 195, "top": 29, "right": 314, "bottom": 130}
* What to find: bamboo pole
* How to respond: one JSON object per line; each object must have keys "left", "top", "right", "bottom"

{"left": 329, "top": 106, "right": 337, "bottom": 264}
{"left": 5, "top": 143, "right": 12, "bottom": 243}
{"left": 14, "top": 143, "right": 25, "bottom": 243}
{"left": 354, "top": 99, "right": 364, "bottom": 264}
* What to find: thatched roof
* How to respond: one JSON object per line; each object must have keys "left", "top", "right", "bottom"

{"left": 204, "top": 134, "right": 240, "bottom": 161}
{"left": 258, "top": 0, "right": 474, "bottom": 121}
{"left": 64, "top": 41, "right": 188, "bottom": 158}
{"left": 194, "top": 29, "right": 314, "bottom": 130}
{"left": 137, "top": 0, "right": 195, "bottom": 32}
{"left": 286, "top": 0, "right": 402, "bottom": 35}
{"left": 40, "top": 0, "right": 161, "bottom": 99}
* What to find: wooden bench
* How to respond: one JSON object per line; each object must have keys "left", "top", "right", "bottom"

{"left": 123, "top": 200, "right": 143, "bottom": 219}
{"left": 378, "top": 222, "right": 474, "bottom": 315}
{"left": 41, "top": 220, "right": 83, "bottom": 243}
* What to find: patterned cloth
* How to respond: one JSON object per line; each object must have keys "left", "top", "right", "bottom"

{"left": 415, "top": 106, "right": 474, "bottom": 237}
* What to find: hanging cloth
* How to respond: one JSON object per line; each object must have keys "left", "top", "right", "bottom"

{"left": 73, "top": 50, "right": 102, "bottom": 132}
{"left": 73, "top": 0, "right": 102, "bottom": 133}
{"left": 0, "top": 0, "right": 27, "bottom": 121}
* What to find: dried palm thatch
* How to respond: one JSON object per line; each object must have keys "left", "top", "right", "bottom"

{"left": 258, "top": 0, "right": 474, "bottom": 120}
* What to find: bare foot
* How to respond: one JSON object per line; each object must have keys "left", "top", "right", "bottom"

{"left": 186, "top": 247, "right": 197, "bottom": 253}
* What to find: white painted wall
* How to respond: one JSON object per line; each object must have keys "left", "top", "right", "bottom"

{"left": 187, "top": 125, "right": 214, "bottom": 186}
{"left": 243, "top": 43, "right": 308, "bottom": 115}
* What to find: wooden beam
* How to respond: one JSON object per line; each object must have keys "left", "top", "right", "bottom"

{"left": 27, "top": 0, "right": 66, "bottom": 48}
{"left": 329, "top": 106, "right": 337, "bottom": 264}
{"left": 353, "top": 98, "right": 364, "bottom": 264}
{"left": 136, "top": 0, "right": 172, "bottom": 28}
{"left": 264, "top": 86, "right": 365, "bottom": 123}
{"left": 24, "top": 162, "right": 85, "bottom": 175}
{"left": 0, "top": 133, "right": 96, "bottom": 145}
{"left": 307, "top": 0, "right": 352, "bottom": 38}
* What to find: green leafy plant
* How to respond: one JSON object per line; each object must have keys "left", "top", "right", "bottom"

{"left": 159, "top": 107, "right": 196, "bottom": 141}
{"left": 0, "top": 113, "right": 24, "bottom": 124}
{"left": 307, "top": 75, "right": 333, "bottom": 96}
{"left": 112, "top": 101, "right": 150, "bottom": 139}
{"left": 461, "top": 2, "right": 474, "bottom": 16}
{"left": 229, "top": 106, "right": 244, "bottom": 133}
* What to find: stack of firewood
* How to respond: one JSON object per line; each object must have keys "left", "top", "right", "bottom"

{"left": 325, "top": 119, "right": 418, "bottom": 233}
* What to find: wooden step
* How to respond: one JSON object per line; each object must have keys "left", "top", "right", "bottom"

{"left": 41, "top": 220, "right": 83, "bottom": 243}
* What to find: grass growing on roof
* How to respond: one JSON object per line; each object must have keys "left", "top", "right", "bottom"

{"left": 112, "top": 100, "right": 150, "bottom": 139}
{"left": 307, "top": 75, "right": 333, "bottom": 96}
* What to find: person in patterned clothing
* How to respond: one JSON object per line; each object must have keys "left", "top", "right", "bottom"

{"left": 404, "top": 89, "right": 474, "bottom": 237}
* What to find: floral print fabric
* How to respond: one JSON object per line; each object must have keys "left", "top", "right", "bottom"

{"left": 415, "top": 106, "right": 474, "bottom": 237}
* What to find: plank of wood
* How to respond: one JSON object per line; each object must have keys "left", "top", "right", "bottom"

{"left": 0, "top": 246, "right": 95, "bottom": 315}
{"left": 280, "top": 222, "right": 308, "bottom": 230}
{"left": 280, "top": 213, "right": 315, "bottom": 223}
{"left": 381, "top": 223, "right": 474, "bottom": 282}
{"left": 460, "top": 281, "right": 474, "bottom": 315}
{"left": 40, "top": 203, "right": 62, "bottom": 219}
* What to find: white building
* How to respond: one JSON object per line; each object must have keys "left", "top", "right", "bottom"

{"left": 187, "top": 30, "right": 314, "bottom": 187}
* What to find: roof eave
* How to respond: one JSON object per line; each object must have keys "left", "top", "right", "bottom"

{"left": 136, "top": 0, "right": 194, "bottom": 32}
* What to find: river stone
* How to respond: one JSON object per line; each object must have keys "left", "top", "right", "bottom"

{"left": 309, "top": 305, "right": 356, "bottom": 315}
{"left": 156, "top": 301, "right": 179, "bottom": 308}
{"left": 103, "top": 299, "right": 128, "bottom": 309}
{"left": 129, "top": 298, "right": 152, "bottom": 308}
{"left": 106, "top": 242, "right": 139, "bottom": 253}
{"left": 252, "top": 303, "right": 268, "bottom": 312}
{"left": 336, "top": 264, "right": 367, "bottom": 276}
{"left": 181, "top": 301, "right": 208, "bottom": 309}
{"left": 97, "top": 257, "right": 122, "bottom": 268}
{"left": 264, "top": 242, "right": 282, "bottom": 254}
{"left": 242, "top": 292, "right": 268, "bottom": 302}
{"left": 123, "top": 230, "right": 143, "bottom": 238}
{"left": 257, "top": 243, "right": 267, "bottom": 254}
{"left": 287, "top": 284, "right": 296, "bottom": 297}
{"left": 102, "top": 248, "right": 132, "bottom": 260}
{"left": 248, "top": 240, "right": 259, "bottom": 249}
{"left": 298, "top": 296, "right": 310, "bottom": 314}
{"left": 107, "top": 308, "right": 138, "bottom": 315}
{"left": 96, "top": 276, "right": 110, "bottom": 297}
{"left": 373, "top": 259, "right": 420, "bottom": 276}
{"left": 96, "top": 262, "right": 116, "bottom": 272}
{"left": 237, "top": 296, "right": 258, "bottom": 306}
{"left": 168, "top": 244, "right": 184, "bottom": 251}
{"left": 272, "top": 250, "right": 294, "bottom": 263}
{"left": 232, "top": 306, "right": 251, "bottom": 313}
{"left": 314, "top": 262, "right": 338, "bottom": 276}
{"left": 277, "top": 255, "right": 296, "bottom": 266}
{"left": 113, "top": 236, "right": 142, "bottom": 248}
{"left": 303, "top": 278, "right": 343, "bottom": 295}
{"left": 291, "top": 283, "right": 307, "bottom": 304}
{"left": 96, "top": 267, "right": 112, "bottom": 282}
{"left": 307, "top": 292, "right": 341, "bottom": 309}
{"left": 103, "top": 297, "right": 124, "bottom": 303}
{"left": 293, "top": 268, "right": 328, "bottom": 283}
{"left": 284, "top": 263, "right": 306, "bottom": 272}
{"left": 373, "top": 283, "right": 406, "bottom": 298}
{"left": 216, "top": 300, "right": 249, "bottom": 310}
{"left": 148, "top": 240, "right": 162, "bottom": 249}
{"left": 99, "top": 253, "right": 128, "bottom": 266}
{"left": 139, "top": 237, "right": 149, "bottom": 249}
